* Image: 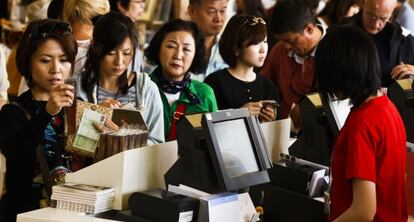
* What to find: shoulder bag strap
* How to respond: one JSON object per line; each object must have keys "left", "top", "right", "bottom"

{"left": 168, "top": 103, "right": 186, "bottom": 141}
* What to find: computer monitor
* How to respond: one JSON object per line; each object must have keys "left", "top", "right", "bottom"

{"left": 164, "top": 108, "right": 271, "bottom": 194}
{"left": 289, "top": 92, "right": 352, "bottom": 166}
{"left": 388, "top": 79, "right": 414, "bottom": 143}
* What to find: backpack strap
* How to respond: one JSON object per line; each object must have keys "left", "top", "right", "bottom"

{"left": 9, "top": 102, "right": 52, "bottom": 196}
{"left": 168, "top": 103, "right": 186, "bottom": 141}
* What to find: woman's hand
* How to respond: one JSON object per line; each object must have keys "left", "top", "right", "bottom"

{"left": 99, "top": 99, "right": 121, "bottom": 108}
{"left": 45, "top": 84, "right": 74, "bottom": 116}
{"left": 243, "top": 102, "right": 263, "bottom": 116}
{"left": 259, "top": 106, "right": 276, "bottom": 122}
{"left": 92, "top": 118, "right": 119, "bottom": 133}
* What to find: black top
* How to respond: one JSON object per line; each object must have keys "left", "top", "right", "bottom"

{"left": 0, "top": 90, "right": 64, "bottom": 222}
{"left": 205, "top": 69, "right": 280, "bottom": 110}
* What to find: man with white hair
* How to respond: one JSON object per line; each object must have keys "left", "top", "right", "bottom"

{"left": 341, "top": 0, "right": 414, "bottom": 86}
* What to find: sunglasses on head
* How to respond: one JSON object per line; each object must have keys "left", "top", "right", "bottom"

{"left": 242, "top": 16, "right": 266, "bottom": 26}
{"left": 29, "top": 22, "right": 72, "bottom": 39}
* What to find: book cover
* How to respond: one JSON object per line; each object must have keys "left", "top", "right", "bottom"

{"left": 53, "top": 183, "right": 114, "bottom": 195}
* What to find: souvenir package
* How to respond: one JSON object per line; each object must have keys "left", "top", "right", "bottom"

{"left": 95, "top": 127, "right": 148, "bottom": 162}
{"left": 95, "top": 108, "right": 148, "bottom": 162}
{"left": 65, "top": 100, "right": 112, "bottom": 157}
{"left": 65, "top": 100, "right": 148, "bottom": 160}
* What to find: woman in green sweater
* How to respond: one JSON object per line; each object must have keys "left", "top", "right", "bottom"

{"left": 145, "top": 19, "right": 218, "bottom": 141}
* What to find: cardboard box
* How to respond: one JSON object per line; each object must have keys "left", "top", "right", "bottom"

{"left": 95, "top": 108, "right": 148, "bottom": 163}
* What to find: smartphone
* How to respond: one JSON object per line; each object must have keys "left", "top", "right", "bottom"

{"left": 261, "top": 100, "right": 280, "bottom": 109}
{"left": 64, "top": 77, "right": 77, "bottom": 135}
{"left": 65, "top": 77, "right": 76, "bottom": 90}
{"left": 64, "top": 77, "right": 77, "bottom": 106}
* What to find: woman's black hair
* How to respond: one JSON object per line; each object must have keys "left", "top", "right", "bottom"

{"left": 16, "top": 19, "right": 77, "bottom": 88}
{"left": 81, "top": 11, "right": 138, "bottom": 95}
{"left": 47, "top": 0, "right": 64, "bottom": 20}
{"left": 318, "top": 0, "right": 359, "bottom": 26}
{"left": 145, "top": 19, "right": 205, "bottom": 74}
{"left": 110, "top": 0, "right": 131, "bottom": 11}
{"left": 315, "top": 25, "right": 381, "bottom": 107}
{"left": 219, "top": 14, "right": 267, "bottom": 68}
{"left": 238, "top": 0, "right": 266, "bottom": 18}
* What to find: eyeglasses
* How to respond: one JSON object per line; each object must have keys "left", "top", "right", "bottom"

{"left": 29, "top": 22, "right": 72, "bottom": 39}
{"left": 242, "top": 16, "right": 266, "bottom": 26}
{"left": 363, "top": 11, "right": 392, "bottom": 24}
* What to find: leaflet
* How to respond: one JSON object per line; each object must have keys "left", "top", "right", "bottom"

{"left": 73, "top": 109, "right": 106, "bottom": 153}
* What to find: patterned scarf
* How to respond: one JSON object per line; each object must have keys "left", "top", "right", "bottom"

{"left": 155, "top": 67, "right": 201, "bottom": 105}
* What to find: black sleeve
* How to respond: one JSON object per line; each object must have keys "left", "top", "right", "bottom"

{"left": 0, "top": 104, "right": 52, "bottom": 158}
{"left": 204, "top": 71, "right": 226, "bottom": 109}
{"left": 401, "top": 34, "right": 414, "bottom": 65}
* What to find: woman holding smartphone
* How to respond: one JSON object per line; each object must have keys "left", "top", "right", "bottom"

{"left": 205, "top": 15, "right": 279, "bottom": 122}
{"left": 0, "top": 19, "right": 77, "bottom": 221}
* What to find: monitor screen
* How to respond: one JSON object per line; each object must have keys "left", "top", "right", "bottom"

{"left": 164, "top": 108, "right": 271, "bottom": 194}
{"left": 290, "top": 93, "right": 351, "bottom": 166}
{"left": 212, "top": 119, "right": 259, "bottom": 178}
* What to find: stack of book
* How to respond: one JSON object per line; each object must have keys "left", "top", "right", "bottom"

{"left": 51, "top": 183, "right": 115, "bottom": 214}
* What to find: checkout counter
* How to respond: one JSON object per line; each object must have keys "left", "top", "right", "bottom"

{"left": 17, "top": 117, "right": 329, "bottom": 222}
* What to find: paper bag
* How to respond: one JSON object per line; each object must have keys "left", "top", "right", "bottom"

{"left": 260, "top": 118, "right": 291, "bottom": 162}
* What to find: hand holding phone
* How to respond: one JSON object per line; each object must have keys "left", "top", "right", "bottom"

{"left": 259, "top": 100, "right": 279, "bottom": 122}
{"left": 261, "top": 100, "right": 280, "bottom": 109}
{"left": 64, "top": 77, "right": 77, "bottom": 134}
{"left": 65, "top": 77, "right": 77, "bottom": 88}
{"left": 64, "top": 77, "right": 77, "bottom": 106}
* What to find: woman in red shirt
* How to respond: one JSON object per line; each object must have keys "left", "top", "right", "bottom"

{"left": 315, "top": 25, "right": 407, "bottom": 221}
